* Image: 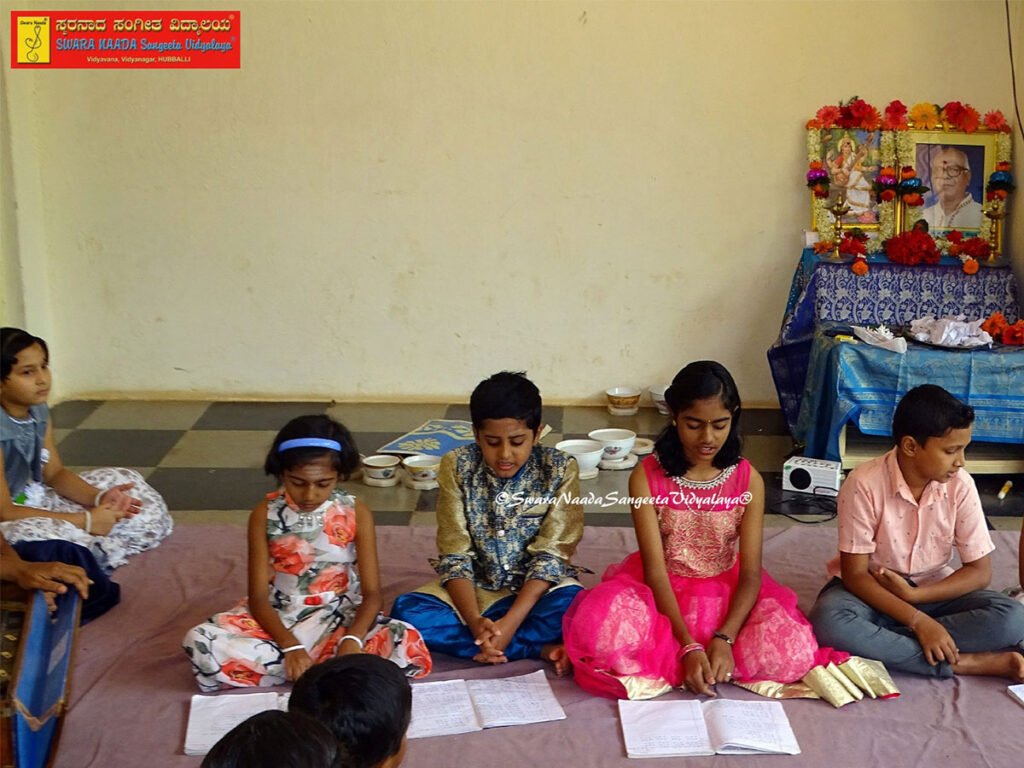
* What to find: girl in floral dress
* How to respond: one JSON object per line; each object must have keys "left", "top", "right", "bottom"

{"left": 183, "top": 416, "right": 431, "bottom": 691}
{"left": 564, "top": 361, "right": 843, "bottom": 700}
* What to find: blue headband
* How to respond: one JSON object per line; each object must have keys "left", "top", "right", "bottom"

{"left": 278, "top": 438, "right": 342, "bottom": 453}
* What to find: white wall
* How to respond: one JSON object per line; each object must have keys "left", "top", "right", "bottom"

{"left": 2, "top": 0, "right": 1021, "bottom": 405}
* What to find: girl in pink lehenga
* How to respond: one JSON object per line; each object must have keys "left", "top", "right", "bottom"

{"left": 564, "top": 361, "right": 844, "bottom": 700}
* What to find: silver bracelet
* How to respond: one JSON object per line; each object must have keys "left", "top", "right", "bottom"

{"left": 82, "top": 509, "right": 92, "bottom": 534}
{"left": 339, "top": 635, "right": 364, "bottom": 650}
{"left": 281, "top": 644, "right": 306, "bottom": 654}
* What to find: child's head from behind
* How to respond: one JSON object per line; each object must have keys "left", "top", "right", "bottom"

{"left": 264, "top": 415, "right": 360, "bottom": 511}
{"left": 201, "top": 710, "right": 349, "bottom": 768}
{"left": 893, "top": 385, "right": 974, "bottom": 485}
{"left": 1, "top": 327, "right": 51, "bottom": 413}
{"left": 290, "top": 654, "right": 412, "bottom": 768}
{"left": 656, "top": 361, "right": 742, "bottom": 477}
{"left": 470, "top": 371, "right": 542, "bottom": 479}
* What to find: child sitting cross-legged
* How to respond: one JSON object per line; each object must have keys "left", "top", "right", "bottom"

{"left": 391, "top": 371, "right": 583, "bottom": 674}
{"left": 810, "top": 385, "right": 1024, "bottom": 681}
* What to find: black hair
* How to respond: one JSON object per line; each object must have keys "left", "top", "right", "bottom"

{"left": 290, "top": 655, "right": 412, "bottom": 768}
{"left": 654, "top": 361, "right": 743, "bottom": 477}
{"left": 892, "top": 384, "right": 974, "bottom": 445}
{"left": 469, "top": 371, "right": 542, "bottom": 432}
{"left": 264, "top": 415, "right": 361, "bottom": 477}
{"left": 201, "top": 710, "right": 350, "bottom": 768}
{"left": 1, "top": 327, "right": 49, "bottom": 380}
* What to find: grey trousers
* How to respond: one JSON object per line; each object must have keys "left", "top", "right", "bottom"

{"left": 809, "top": 577, "right": 1024, "bottom": 678}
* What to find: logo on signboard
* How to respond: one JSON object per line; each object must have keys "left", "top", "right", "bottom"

{"left": 15, "top": 16, "right": 51, "bottom": 64}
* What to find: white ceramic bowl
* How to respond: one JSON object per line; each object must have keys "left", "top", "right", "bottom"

{"left": 402, "top": 454, "right": 441, "bottom": 482}
{"left": 555, "top": 439, "right": 605, "bottom": 474}
{"left": 587, "top": 428, "right": 637, "bottom": 460}
{"left": 362, "top": 455, "right": 401, "bottom": 480}
{"left": 649, "top": 384, "right": 670, "bottom": 415}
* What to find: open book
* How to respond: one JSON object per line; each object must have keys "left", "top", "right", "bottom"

{"left": 183, "top": 691, "right": 290, "bottom": 756}
{"left": 408, "top": 669, "right": 566, "bottom": 739}
{"left": 618, "top": 699, "right": 800, "bottom": 758}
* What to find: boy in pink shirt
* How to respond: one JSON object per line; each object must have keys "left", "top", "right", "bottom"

{"left": 809, "top": 385, "right": 1024, "bottom": 680}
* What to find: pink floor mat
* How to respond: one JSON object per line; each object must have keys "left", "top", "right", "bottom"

{"left": 57, "top": 524, "right": 1023, "bottom": 768}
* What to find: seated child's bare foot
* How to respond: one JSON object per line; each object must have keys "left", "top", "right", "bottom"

{"left": 473, "top": 650, "right": 508, "bottom": 665}
{"left": 541, "top": 644, "right": 572, "bottom": 677}
{"left": 953, "top": 650, "right": 1024, "bottom": 681}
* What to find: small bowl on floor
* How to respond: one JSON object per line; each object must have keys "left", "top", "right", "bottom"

{"left": 649, "top": 385, "right": 671, "bottom": 415}
{"left": 588, "top": 428, "right": 637, "bottom": 461}
{"left": 363, "top": 455, "right": 401, "bottom": 485}
{"left": 402, "top": 454, "right": 442, "bottom": 484}
{"left": 606, "top": 387, "right": 642, "bottom": 416}
{"left": 555, "top": 439, "right": 605, "bottom": 476}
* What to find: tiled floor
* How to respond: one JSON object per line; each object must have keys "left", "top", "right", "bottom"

{"left": 49, "top": 400, "right": 1023, "bottom": 529}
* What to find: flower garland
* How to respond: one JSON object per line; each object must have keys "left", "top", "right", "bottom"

{"left": 897, "top": 166, "right": 927, "bottom": 206}
{"left": 808, "top": 99, "right": 1015, "bottom": 270}
{"left": 937, "top": 230, "right": 987, "bottom": 274}
{"left": 905, "top": 102, "right": 1012, "bottom": 133}
{"left": 884, "top": 230, "right": 940, "bottom": 266}
{"left": 981, "top": 311, "right": 1024, "bottom": 345}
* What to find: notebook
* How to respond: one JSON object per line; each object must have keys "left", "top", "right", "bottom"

{"left": 408, "top": 669, "right": 566, "bottom": 738}
{"left": 183, "top": 691, "right": 290, "bottom": 756}
{"left": 618, "top": 698, "right": 801, "bottom": 758}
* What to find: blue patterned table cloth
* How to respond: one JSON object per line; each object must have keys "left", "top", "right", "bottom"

{"left": 795, "top": 330, "right": 1024, "bottom": 461}
{"left": 770, "top": 249, "right": 1020, "bottom": 434}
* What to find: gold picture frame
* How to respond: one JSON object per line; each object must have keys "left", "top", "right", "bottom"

{"left": 900, "top": 130, "right": 1000, "bottom": 236}
{"left": 809, "top": 128, "right": 887, "bottom": 232}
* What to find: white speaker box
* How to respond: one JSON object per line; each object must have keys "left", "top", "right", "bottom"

{"left": 782, "top": 457, "right": 843, "bottom": 496}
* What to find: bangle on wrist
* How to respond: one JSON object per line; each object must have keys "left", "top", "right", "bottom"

{"left": 680, "top": 642, "right": 705, "bottom": 659}
{"left": 281, "top": 644, "right": 306, "bottom": 654}
{"left": 82, "top": 510, "right": 92, "bottom": 535}
{"left": 340, "top": 634, "right": 364, "bottom": 650}
{"left": 712, "top": 630, "right": 735, "bottom": 646}
{"left": 94, "top": 489, "right": 106, "bottom": 508}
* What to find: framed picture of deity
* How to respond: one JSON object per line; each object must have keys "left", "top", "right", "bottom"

{"left": 900, "top": 130, "right": 999, "bottom": 237}
{"left": 809, "top": 128, "right": 884, "bottom": 231}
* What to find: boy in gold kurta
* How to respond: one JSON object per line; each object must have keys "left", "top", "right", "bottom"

{"left": 391, "top": 372, "right": 583, "bottom": 673}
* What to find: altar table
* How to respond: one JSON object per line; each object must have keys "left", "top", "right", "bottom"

{"left": 769, "top": 249, "right": 1020, "bottom": 438}
{"left": 794, "top": 328, "right": 1024, "bottom": 463}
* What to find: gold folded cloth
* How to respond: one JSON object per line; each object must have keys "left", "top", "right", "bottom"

{"left": 733, "top": 657, "right": 899, "bottom": 708}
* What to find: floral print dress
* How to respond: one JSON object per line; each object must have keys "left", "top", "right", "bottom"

{"left": 183, "top": 489, "right": 431, "bottom": 691}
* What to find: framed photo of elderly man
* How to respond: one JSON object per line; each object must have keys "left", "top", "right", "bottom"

{"left": 903, "top": 131, "right": 998, "bottom": 235}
